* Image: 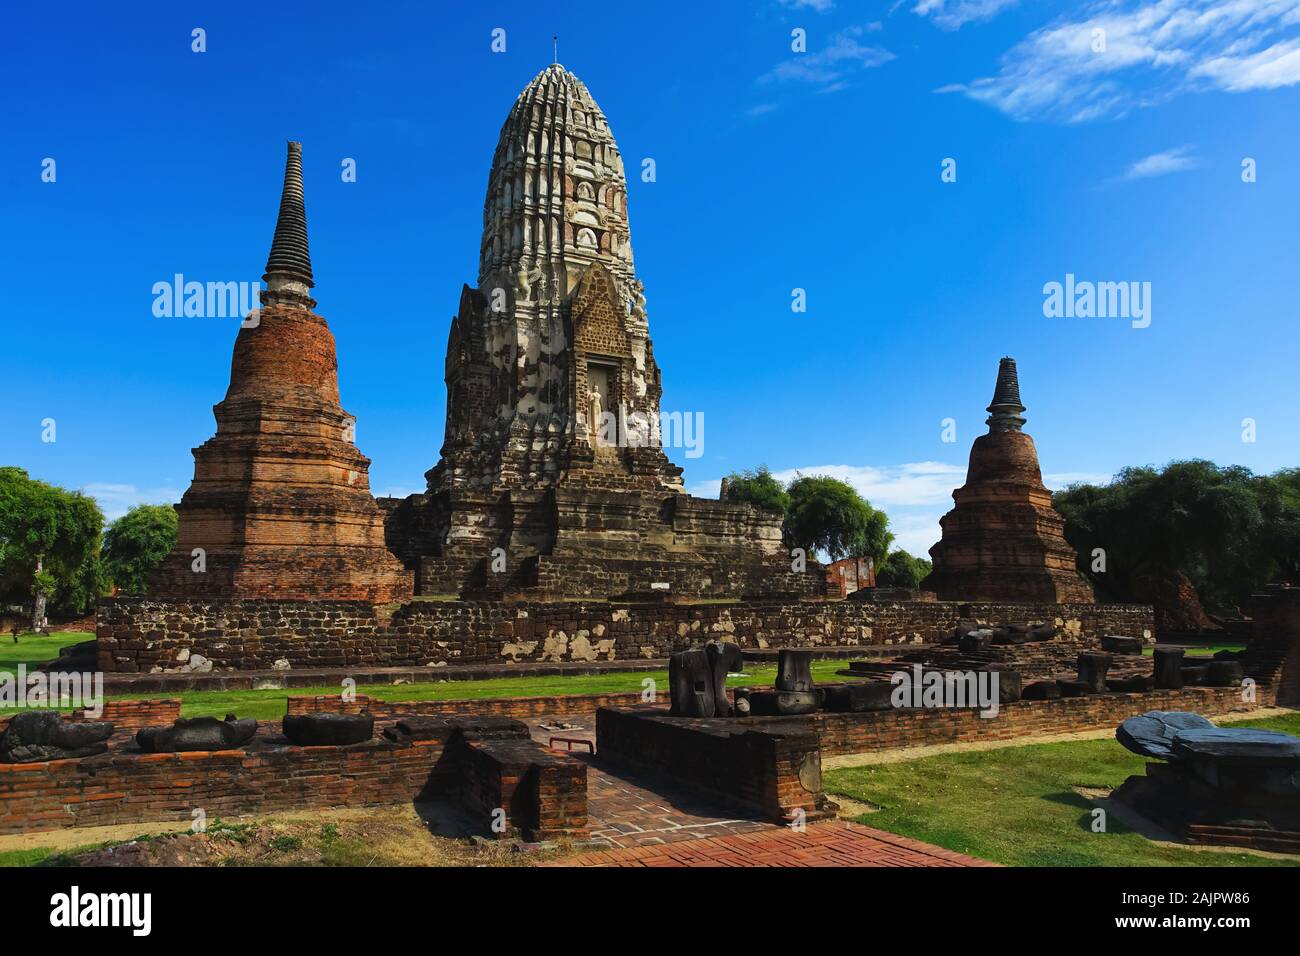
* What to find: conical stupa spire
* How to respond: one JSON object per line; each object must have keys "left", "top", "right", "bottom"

{"left": 263, "top": 141, "right": 313, "bottom": 293}
{"left": 985, "top": 356, "right": 1026, "bottom": 432}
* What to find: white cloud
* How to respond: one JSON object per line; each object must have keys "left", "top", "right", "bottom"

{"left": 942, "top": 0, "right": 1300, "bottom": 122}
{"left": 1111, "top": 144, "right": 1200, "bottom": 181}
{"left": 913, "top": 0, "right": 1022, "bottom": 30}
{"left": 779, "top": 0, "right": 836, "bottom": 10}
{"left": 1190, "top": 35, "right": 1300, "bottom": 88}
{"left": 766, "top": 462, "right": 966, "bottom": 508}
{"left": 82, "top": 483, "right": 181, "bottom": 522}
{"left": 760, "top": 24, "right": 894, "bottom": 90}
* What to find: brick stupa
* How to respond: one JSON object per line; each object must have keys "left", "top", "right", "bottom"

{"left": 150, "top": 142, "right": 412, "bottom": 602}
{"left": 921, "top": 357, "right": 1094, "bottom": 604}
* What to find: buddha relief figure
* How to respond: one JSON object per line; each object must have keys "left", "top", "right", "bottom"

{"left": 588, "top": 387, "right": 603, "bottom": 442}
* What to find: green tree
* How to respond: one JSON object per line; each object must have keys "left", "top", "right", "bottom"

{"left": 719, "top": 465, "right": 790, "bottom": 515}
{"left": 0, "top": 467, "right": 105, "bottom": 627}
{"left": 1054, "top": 459, "right": 1296, "bottom": 614}
{"left": 784, "top": 475, "right": 893, "bottom": 564}
{"left": 102, "top": 504, "right": 178, "bottom": 595}
{"left": 876, "top": 549, "right": 932, "bottom": 589}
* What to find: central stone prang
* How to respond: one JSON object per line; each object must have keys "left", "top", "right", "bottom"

{"left": 382, "top": 65, "right": 825, "bottom": 602}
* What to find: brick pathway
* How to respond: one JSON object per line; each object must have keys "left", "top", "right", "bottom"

{"left": 528, "top": 714, "right": 995, "bottom": 866}
{"left": 546, "top": 820, "right": 998, "bottom": 867}
{"left": 532, "top": 715, "right": 771, "bottom": 848}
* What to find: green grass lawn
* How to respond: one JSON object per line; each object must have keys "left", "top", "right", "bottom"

{"left": 1, "top": 657, "right": 853, "bottom": 722}
{"left": 127, "top": 659, "right": 854, "bottom": 721}
{"left": 824, "top": 712, "right": 1300, "bottom": 867}
{"left": 0, "top": 631, "right": 92, "bottom": 672}
{"left": 1141, "top": 643, "right": 1245, "bottom": 657}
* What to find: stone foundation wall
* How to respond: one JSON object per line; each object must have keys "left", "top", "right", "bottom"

{"left": 96, "top": 597, "right": 1153, "bottom": 673}
{"left": 0, "top": 698, "right": 181, "bottom": 737}
{"left": 0, "top": 739, "right": 443, "bottom": 835}
{"left": 0, "top": 722, "right": 588, "bottom": 838}
{"left": 809, "top": 685, "right": 1269, "bottom": 757}
{"left": 596, "top": 706, "right": 828, "bottom": 823}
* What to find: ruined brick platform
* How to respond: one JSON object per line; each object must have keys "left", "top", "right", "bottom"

{"left": 0, "top": 710, "right": 587, "bottom": 840}
{"left": 95, "top": 596, "right": 1151, "bottom": 672}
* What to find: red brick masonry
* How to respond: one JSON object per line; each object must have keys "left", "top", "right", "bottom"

{"left": 96, "top": 597, "right": 1153, "bottom": 671}
{"left": 0, "top": 714, "right": 586, "bottom": 839}
{"left": 0, "top": 683, "right": 1270, "bottom": 837}
{"left": 548, "top": 820, "right": 998, "bottom": 868}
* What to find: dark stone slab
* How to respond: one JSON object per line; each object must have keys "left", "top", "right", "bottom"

{"left": 1181, "top": 665, "right": 1208, "bottom": 686}
{"left": 958, "top": 631, "right": 991, "bottom": 654}
{"left": 1170, "top": 728, "right": 1300, "bottom": 763}
{"left": 1100, "top": 635, "right": 1144, "bottom": 655}
{"left": 775, "top": 649, "right": 814, "bottom": 693}
{"left": 987, "top": 668, "right": 1022, "bottom": 703}
{"left": 1203, "top": 660, "right": 1245, "bottom": 687}
{"left": 0, "top": 711, "right": 114, "bottom": 763}
{"left": 819, "top": 682, "right": 894, "bottom": 713}
{"left": 1022, "top": 680, "right": 1062, "bottom": 700}
{"left": 1107, "top": 674, "right": 1155, "bottom": 693}
{"left": 669, "top": 648, "right": 714, "bottom": 717}
{"left": 745, "top": 690, "right": 820, "bottom": 716}
{"left": 1153, "top": 645, "right": 1185, "bottom": 689}
{"left": 1025, "top": 622, "right": 1057, "bottom": 642}
{"left": 383, "top": 716, "right": 451, "bottom": 742}
{"left": 1056, "top": 679, "right": 1091, "bottom": 698}
{"left": 991, "top": 625, "right": 1029, "bottom": 646}
{"left": 705, "top": 641, "right": 744, "bottom": 717}
{"left": 281, "top": 713, "right": 374, "bottom": 746}
{"left": 1077, "top": 651, "right": 1113, "bottom": 693}
{"left": 136, "top": 714, "right": 257, "bottom": 752}
{"left": 1116, "top": 710, "right": 1216, "bottom": 760}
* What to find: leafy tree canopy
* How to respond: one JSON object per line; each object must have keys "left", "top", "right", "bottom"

{"left": 785, "top": 474, "right": 893, "bottom": 564}
{"left": 103, "top": 504, "right": 178, "bottom": 595}
{"left": 1054, "top": 459, "right": 1299, "bottom": 611}
{"left": 719, "top": 465, "right": 790, "bottom": 515}
{"left": 0, "top": 467, "right": 105, "bottom": 617}
{"left": 876, "top": 549, "right": 932, "bottom": 589}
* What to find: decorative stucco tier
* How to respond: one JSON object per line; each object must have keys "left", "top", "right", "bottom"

{"left": 922, "top": 357, "right": 1095, "bottom": 604}
{"left": 387, "top": 64, "right": 821, "bottom": 600}
{"left": 149, "top": 142, "right": 411, "bottom": 603}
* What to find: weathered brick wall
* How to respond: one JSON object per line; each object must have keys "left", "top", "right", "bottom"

{"left": 1246, "top": 585, "right": 1300, "bottom": 707}
{"left": 596, "top": 707, "right": 827, "bottom": 823}
{"left": 808, "top": 684, "right": 1270, "bottom": 757}
{"left": 0, "top": 739, "right": 444, "bottom": 835}
{"left": 286, "top": 692, "right": 652, "bottom": 720}
{"left": 595, "top": 685, "right": 1270, "bottom": 825}
{"left": 0, "top": 698, "right": 181, "bottom": 736}
{"left": 97, "top": 596, "right": 1153, "bottom": 673}
{"left": 0, "top": 723, "right": 588, "bottom": 838}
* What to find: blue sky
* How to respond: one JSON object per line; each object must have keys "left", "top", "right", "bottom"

{"left": 3, "top": 0, "right": 1299, "bottom": 556}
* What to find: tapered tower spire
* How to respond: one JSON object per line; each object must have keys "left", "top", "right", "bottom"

{"left": 263, "top": 141, "right": 314, "bottom": 298}
{"left": 148, "top": 140, "right": 412, "bottom": 604}
{"left": 986, "top": 356, "right": 1026, "bottom": 432}
{"left": 922, "top": 356, "right": 1093, "bottom": 604}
